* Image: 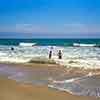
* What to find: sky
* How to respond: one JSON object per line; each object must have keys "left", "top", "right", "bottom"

{"left": 0, "top": 0, "right": 100, "bottom": 38}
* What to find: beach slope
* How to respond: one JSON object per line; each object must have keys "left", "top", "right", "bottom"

{"left": 0, "top": 78, "right": 98, "bottom": 100}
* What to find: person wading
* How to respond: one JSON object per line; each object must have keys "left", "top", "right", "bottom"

{"left": 48, "top": 47, "right": 53, "bottom": 59}
{"left": 49, "top": 50, "right": 52, "bottom": 59}
{"left": 58, "top": 50, "right": 62, "bottom": 59}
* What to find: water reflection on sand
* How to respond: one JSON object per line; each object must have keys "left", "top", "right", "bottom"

{"left": 0, "top": 64, "right": 100, "bottom": 98}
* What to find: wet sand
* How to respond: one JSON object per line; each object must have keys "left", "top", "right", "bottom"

{"left": 0, "top": 78, "right": 98, "bottom": 100}
{"left": 1, "top": 63, "right": 100, "bottom": 79}
{"left": 0, "top": 63, "right": 100, "bottom": 100}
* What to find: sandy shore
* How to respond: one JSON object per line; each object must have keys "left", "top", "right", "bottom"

{"left": 0, "top": 78, "right": 98, "bottom": 100}
{"left": 0, "top": 63, "right": 100, "bottom": 100}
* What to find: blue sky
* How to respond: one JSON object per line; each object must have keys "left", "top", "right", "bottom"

{"left": 0, "top": 0, "right": 100, "bottom": 38}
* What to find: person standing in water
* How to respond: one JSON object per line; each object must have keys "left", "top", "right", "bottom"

{"left": 48, "top": 46, "right": 53, "bottom": 59}
{"left": 49, "top": 50, "right": 52, "bottom": 59}
{"left": 58, "top": 50, "right": 62, "bottom": 59}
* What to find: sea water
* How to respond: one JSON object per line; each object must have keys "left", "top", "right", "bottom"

{"left": 0, "top": 39, "right": 100, "bottom": 69}
{"left": 0, "top": 39, "right": 100, "bottom": 97}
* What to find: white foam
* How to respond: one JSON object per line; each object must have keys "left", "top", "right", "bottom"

{"left": 48, "top": 85, "right": 76, "bottom": 95}
{"left": 0, "top": 46, "right": 100, "bottom": 69}
{"left": 54, "top": 59, "right": 100, "bottom": 69}
{"left": 73, "top": 43, "right": 96, "bottom": 47}
{"left": 52, "top": 78, "right": 76, "bottom": 84}
{"left": 48, "top": 79, "right": 100, "bottom": 98}
{"left": 0, "top": 52, "right": 6, "bottom": 56}
{"left": 0, "top": 57, "right": 30, "bottom": 63}
{"left": 19, "top": 42, "right": 36, "bottom": 46}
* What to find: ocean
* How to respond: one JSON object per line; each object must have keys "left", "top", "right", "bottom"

{"left": 0, "top": 38, "right": 100, "bottom": 97}
{"left": 0, "top": 38, "right": 100, "bottom": 68}
{"left": 0, "top": 38, "right": 100, "bottom": 46}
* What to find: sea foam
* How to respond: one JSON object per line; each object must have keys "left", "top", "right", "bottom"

{"left": 0, "top": 45, "right": 100, "bottom": 69}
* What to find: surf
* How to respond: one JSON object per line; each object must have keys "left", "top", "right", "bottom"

{"left": 73, "top": 43, "right": 96, "bottom": 47}
{"left": 19, "top": 42, "right": 36, "bottom": 47}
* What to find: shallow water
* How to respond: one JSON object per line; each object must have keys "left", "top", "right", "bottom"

{"left": 0, "top": 45, "right": 100, "bottom": 69}
{"left": 49, "top": 75, "right": 100, "bottom": 98}
{"left": 0, "top": 64, "right": 49, "bottom": 85}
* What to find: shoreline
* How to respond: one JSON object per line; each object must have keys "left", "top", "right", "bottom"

{"left": 1, "top": 62, "right": 100, "bottom": 76}
{"left": 0, "top": 62, "right": 100, "bottom": 99}
{"left": 0, "top": 78, "right": 98, "bottom": 100}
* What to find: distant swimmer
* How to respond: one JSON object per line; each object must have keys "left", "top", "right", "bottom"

{"left": 11, "top": 47, "right": 14, "bottom": 51}
{"left": 49, "top": 50, "right": 52, "bottom": 59}
{"left": 58, "top": 50, "right": 62, "bottom": 59}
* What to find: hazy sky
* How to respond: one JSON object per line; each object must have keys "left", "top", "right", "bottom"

{"left": 0, "top": 0, "right": 100, "bottom": 38}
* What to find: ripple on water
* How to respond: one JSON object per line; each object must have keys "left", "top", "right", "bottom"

{"left": 48, "top": 76, "right": 100, "bottom": 98}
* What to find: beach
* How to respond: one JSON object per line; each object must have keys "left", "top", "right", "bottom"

{"left": 1, "top": 0, "right": 100, "bottom": 98}
{"left": 0, "top": 39, "right": 100, "bottom": 99}
{"left": 0, "top": 63, "right": 99, "bottom": 100}
{"left": 0, "top": 78, "right": 98, "bottom": 100}
{"left": 0, "top": 63, "right": 100, "bottom": 100}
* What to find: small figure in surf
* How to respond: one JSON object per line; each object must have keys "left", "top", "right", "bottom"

{"left": 49, "top": 50, "right": 52, "bottom": 59}
{"left": 11, "top": 47, "right": 14, "bottom": 51}
{"left": 58, "top": 50, "right": 62, "bottom": 59}
{"left": 48, "top": 46, "right": 53, "bottom": 59}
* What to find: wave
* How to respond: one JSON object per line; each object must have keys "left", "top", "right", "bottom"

{"left": 48, "top": 75, "right": 100, "bottom": 98}
{"left": 0, "top": 45, "right": 100, "bottom": 69}
{"left": 19, "top": 42, "right": 36, "bottom": 47}
{"left": 29, "top": 57, "right": 56, "bottom": 64}
{"left": 73, "top": 43, "right": 96, "bottom": 47}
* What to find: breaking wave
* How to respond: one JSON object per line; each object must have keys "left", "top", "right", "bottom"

{"left": 0, "top": 45, "right": 100, "bottom": 69}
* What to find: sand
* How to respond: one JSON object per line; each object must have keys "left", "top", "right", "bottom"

{"left": 0, "top": 63, "right": 100, "bottom": 100}
{"left": 0, "top": 78, "right": 98, "bottom": 100}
